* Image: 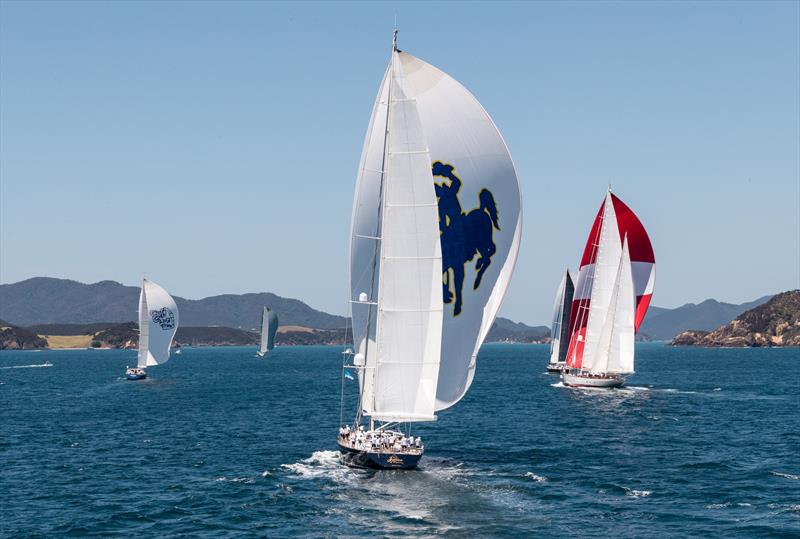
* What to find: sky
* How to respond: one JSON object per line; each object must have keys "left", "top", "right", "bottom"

{"left": 1, "top": 0, "right": 798, "bottom": 325}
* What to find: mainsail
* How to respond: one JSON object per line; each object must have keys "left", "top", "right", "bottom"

{"left": 259, "top": 307, "right": 279, "bottom": 356}
{"left": 349, "top": 38, "right": 521, "bottom": 421}
{"left": 566, "top": 191, "right": 655, "bottom": 370}
{"left": 137, "top": 279, "right": 179, "bottom": 368}
{"left": 549, "top": 269, "right": 574, "bottom": 365}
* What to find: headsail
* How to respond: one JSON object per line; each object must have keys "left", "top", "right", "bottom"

{"left": 349, "top": 41, "right": 521, "bottom": 420}
{"left": 549, "top": 269, "right": 574, "bottom": 365}
{"left": 566, "top": 191, "right": 654, "bottom": 369}
{"left": 137, "top": 279, "right": 179, "bottom": 368}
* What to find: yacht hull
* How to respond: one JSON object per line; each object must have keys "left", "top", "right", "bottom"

{"left": 337, "top": 442, "right": 422, "bottom": 470}
{"left": 562, "top": 372, "right": 625, "bottom": 388}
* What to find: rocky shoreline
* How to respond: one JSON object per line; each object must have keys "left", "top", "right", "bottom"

{"left": 671, "top": 290, "right": 799, "bottom": 347}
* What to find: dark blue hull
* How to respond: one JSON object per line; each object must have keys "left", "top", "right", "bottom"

{"left": 126, "top": 373, "right": 146, "bottom": 380}
{"left": 337, "top": 442, "right": 422, "bottom": 470}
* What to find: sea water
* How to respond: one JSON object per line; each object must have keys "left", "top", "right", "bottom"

{"left": 1, "top": 343, "right": 798, "bottom": 537}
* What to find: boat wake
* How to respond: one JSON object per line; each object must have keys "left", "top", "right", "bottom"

{"left": 771, "top": 471, "right": 800, "bottom": 481}
{"left": 281, "top": 450, "right": 354, "bottom": 482}
{"left": 0, "top": 362, "right": 53, "bottom": 370}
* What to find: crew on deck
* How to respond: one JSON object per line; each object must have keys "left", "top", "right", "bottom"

{"left": 338, "top": 426, "right": 423, "bottom": 453}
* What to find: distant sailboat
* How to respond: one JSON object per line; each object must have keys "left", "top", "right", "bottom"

{"left": 125, "top": 279, "right": 179, "bottom": 381}
{"left": 546, "top": 269, "right": 574, "bottom": 373}
{"left": 562, "top": 190, "right": 655, "bottom": 388}
{"left": 256, "top": 306, "right": 278, "bottom": 358}
{"left": 339, "top": 31, "right": 522, "bottom": 469}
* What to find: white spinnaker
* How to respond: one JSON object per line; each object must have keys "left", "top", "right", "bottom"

{"left": 350, "top": 66, "right": 390, "bottom": 415}
{"left": 549, "top": 272, "right": 568, "bottom": 365}
{"left": 396, "top": 52, "right": 522, "bottom": 410}
{"left": 137, "top": 279, "right": 179, "bottom": 367}
{"left": 259, "top": 306, "right": 269, "bottom": 355}
{"left": 581, "top": 193, "right": 621, "bottom": 372}
{"left": 607, "top": 239, "right": 635, "bottom": 374}
{"left": 370, "top": 52, "right": 443, "bottom": 422}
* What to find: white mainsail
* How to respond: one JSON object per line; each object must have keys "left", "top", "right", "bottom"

{"left": 349, "top": 38, "right": 521, "bottom": 422}
{"left": 137, "top": 279, "right": 179, "bottom": 368}
{"left": 589, "top": 238, "right": 635, "bottom": 374}
{"left": 580, "top": 192, "right": 622, "bottom": 372}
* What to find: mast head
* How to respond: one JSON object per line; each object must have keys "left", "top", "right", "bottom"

{"left": 392, "top": 28, "right": 399, "bottom": 52}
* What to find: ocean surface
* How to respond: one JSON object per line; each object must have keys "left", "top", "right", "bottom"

{"left": 1, "top": 343, "right": 798, "bottom": 538}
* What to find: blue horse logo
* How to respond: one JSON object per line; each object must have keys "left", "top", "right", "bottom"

{"left": 150, "top": 307, "right": 175, "bottom": 330}
{"left": 433, "top": 161, "right": 500, "bottom": 317}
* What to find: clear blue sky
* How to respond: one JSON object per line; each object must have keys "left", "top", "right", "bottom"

{"left": 1, "top": 0, "right": 798, "bottom": 325}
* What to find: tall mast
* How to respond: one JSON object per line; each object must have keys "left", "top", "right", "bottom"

{"left": 355, "top": 30, "right": 397, "bottom": 425}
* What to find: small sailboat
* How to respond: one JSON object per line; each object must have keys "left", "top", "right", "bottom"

{"left": 339, "top": 31, "right": 522, "bottom": 469}
{"left": 546, "top": 269, "right": 574, "bottom": 373}
{"left": 125, "top": 279, "right": 180, "bottom": 380}
{"left": 256, "top": 306, "right": 278, "bottom": 358}
{"left": 562, "top": 190, "right": 655, "bottom": 388}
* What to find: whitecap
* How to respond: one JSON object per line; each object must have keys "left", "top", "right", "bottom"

{"left": 214, "top": 476, "right": 255, "bottom": 484}
{"left": 261, "top": 470, "right": 272, "bottom": 477}
{"left": 524, "top": 472, "right": 547, "bottom": 483}
{"left": 623, "top": 487, "right": 651, "bottom": 498}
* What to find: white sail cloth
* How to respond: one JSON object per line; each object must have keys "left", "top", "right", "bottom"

{"left": 138, "top": 279, "right": 179, "bottom": 368}
{"left": 349, "top": 48, "right": 521, "bottom": 421}
{"left": 549, "top": 272, "right": 568, "bottom": 365}
{"left": 260, "top": 307, "right": 270, "bottom": 355}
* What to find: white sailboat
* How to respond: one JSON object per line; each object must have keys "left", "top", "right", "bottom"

{"left": 256, "top": 306, "right": 278, "bottom": 358}
{"left": 339, "top": 31, "right": 522, "bottom": 469}
{"left": 562, "top": 238, "right": 634, "bottom": 387}
{"left": 125, "top": 279, "right": 179, "bottom": 380}
{"left": 547, "top": 269, "right": 574, "bottom": 373}
{"left": 562, "top": 189, "right": 655, "bottom": 388}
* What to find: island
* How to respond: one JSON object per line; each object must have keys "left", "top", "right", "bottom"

{"left": 671, "top": 290, "right": 800, "bottom": 347}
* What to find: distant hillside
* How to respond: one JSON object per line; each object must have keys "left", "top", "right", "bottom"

{"left": 0, "top": 277, "right": 346, "bottom": 329}
{"left": 638, "top": 295, "right": 773, "bottom": 340}
{"left": 671, "top": 290, "right": 800, "bottom": 347}
{"left": 486, "top": 317, "right": 549, "bottom": 343}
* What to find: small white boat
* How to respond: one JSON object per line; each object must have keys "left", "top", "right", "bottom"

{"left": 126, "top": 279, "right": 179, "bottom": 381}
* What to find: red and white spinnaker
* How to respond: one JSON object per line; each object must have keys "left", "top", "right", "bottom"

{"left": 565, "top": 191, "right": 655, "bottom": 372}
